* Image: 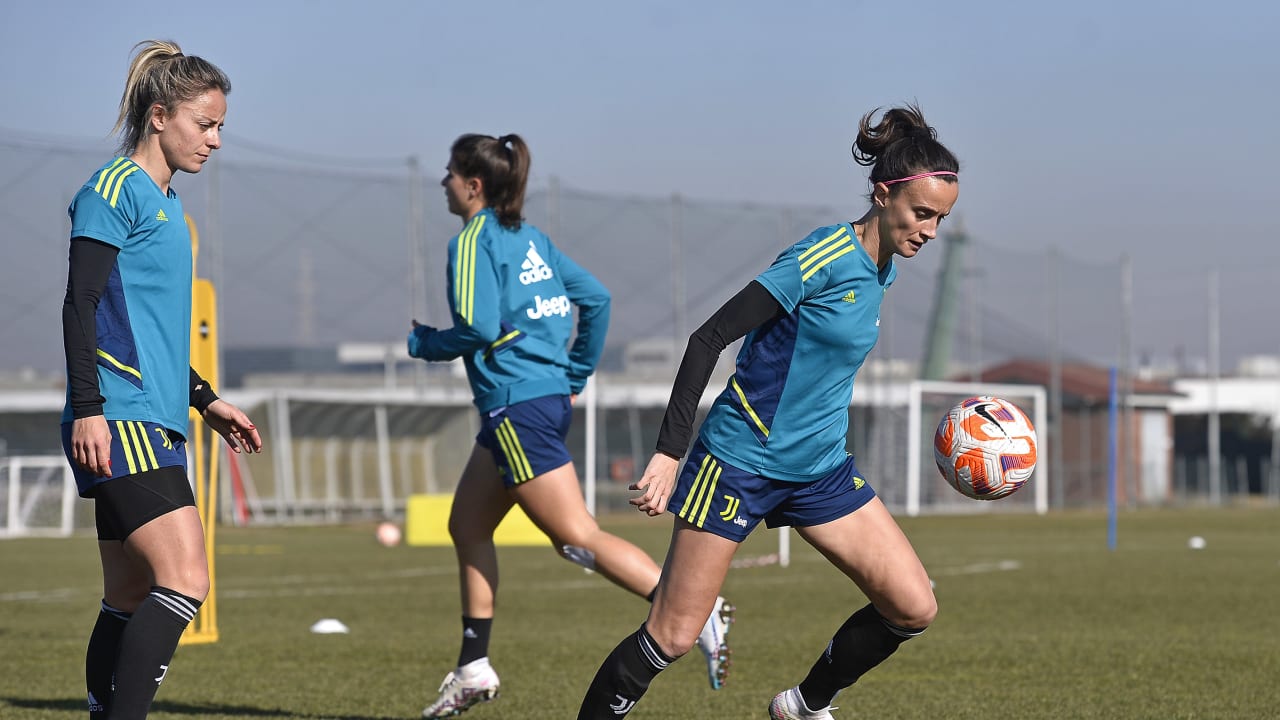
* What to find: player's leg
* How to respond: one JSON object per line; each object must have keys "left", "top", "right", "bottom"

{"left": 577, "top": 519, "right": 738, "bottom": 719}
{"left": 512, "top": 460, "right": 661, "bottom": 596}
{"left": 771, "top": 461, "right": 934, "bottom": 716}
{"left": 86, "top": 522, "right": 148, "bottom": 719}
{"left": 422, "top": 443, "right": 511, "bottom": 719}
{"left": 100, "top": 466, "right": 208, "bottom": 720}
{"left": 448, "top": 443, "right": 514, "bottom": 657}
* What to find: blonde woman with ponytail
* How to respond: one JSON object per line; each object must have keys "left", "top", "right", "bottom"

{"left": 60, "top": 40, "right": 261, "bottom": 719}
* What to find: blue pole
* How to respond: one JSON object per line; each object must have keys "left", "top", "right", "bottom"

{"left": 1107, "top": 366, "right": 1118, "bottom": 551}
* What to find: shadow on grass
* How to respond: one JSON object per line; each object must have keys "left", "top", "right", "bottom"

{"left": 2, "top": 696, "right": 404, "bottom": 719}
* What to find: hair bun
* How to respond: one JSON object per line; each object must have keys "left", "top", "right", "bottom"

{"left": 904, "top": 124, "right": 935, "bottom": 141}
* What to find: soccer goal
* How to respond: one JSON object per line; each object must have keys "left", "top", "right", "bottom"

{"left": 0, "top": 455, "right": 83, "bottom": 538}
{"left": 906, "top": 380, "right": 1049, "bottom": 516}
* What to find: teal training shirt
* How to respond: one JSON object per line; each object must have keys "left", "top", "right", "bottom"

{"left": 62, "top": 158, "right": 193, "bottom": 435}
{"left": 698, "top": 223, "right": 895, "bottom": 482}
{"left": 415, "top": 208, "right": 611, "bottom": 412}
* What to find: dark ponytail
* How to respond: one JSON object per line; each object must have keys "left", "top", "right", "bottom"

{"left": 853, "top": 104, "right": 958, "bottom": 191}
{"left": 449, "top": 133, "right": 530, "bottom": 229}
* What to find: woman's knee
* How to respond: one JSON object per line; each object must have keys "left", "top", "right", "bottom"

{"left": 542, "top": 517, "right": 601, "bottom": 551}
{"left": 882, "top": 588, "right": 937, "bottom": 630}
{"left": 160, "top": 564, "right": 210, "bottom": 603}
{"left": 643, "top": 616, "right": 700, "bottom": 658}
{"left": 102, "top": 579, "right": 151, "bottom": 612}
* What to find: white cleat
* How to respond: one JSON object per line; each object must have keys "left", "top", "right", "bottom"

{"left": 422, "top": 658, "right": 500, "bottom": 718}
{"left": 696, "top": 595, "right": 735, "bottom": 690}
{"left": 768, "top": 686, "right": 837, "bottom": 719}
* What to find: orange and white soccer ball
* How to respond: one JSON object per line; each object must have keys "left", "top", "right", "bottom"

{"left": 933, "top": 396, "right": 1038, "bottom": 500}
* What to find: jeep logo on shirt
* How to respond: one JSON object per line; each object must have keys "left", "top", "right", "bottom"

{"left": 527, "top": 294, "right": 571, "bottom": 319}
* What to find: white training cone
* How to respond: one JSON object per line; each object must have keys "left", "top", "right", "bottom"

{"left": 310, "top": 618, "right": 350, "bottom": 634}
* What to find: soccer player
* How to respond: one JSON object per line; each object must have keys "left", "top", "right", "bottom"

{"left": 408, "top": 133, "right": 734, "bottom": 718}
{"left": 576, "top": 104, "right": 960, "bottom": 720}
{"left": 61, "top": 40, "right": 262, "bottom": 719}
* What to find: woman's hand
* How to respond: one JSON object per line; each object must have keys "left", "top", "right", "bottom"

{"left": 630, "top": 453, "right": 680, "bottom": 516}
{"left": 70, "top": 415, "right": 113, "bottom": 477}
{"left": 407, "top": 319, "right": 436, "bottom": 359}
{"left": 202, "top": 399, "right": 263, "bottom": 454}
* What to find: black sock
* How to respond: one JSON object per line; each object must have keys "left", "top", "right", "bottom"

{"left": 577, "top": 624, "right": 676, "bottom": 719}
{"left": 86, "top": 601, "right": 131, "bottom": 719}
{"left": 108, "top": 586, "right": 201, "bottom": 720}
{"left": 797, "top": 603, "right": 927, "bottom": 710}
{"left": 457, "top": 616, "right": 493, "bottom": 667}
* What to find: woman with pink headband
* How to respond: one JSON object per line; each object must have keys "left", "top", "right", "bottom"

{"left": 577, "top": 104, "right": 959, "bottom": 720}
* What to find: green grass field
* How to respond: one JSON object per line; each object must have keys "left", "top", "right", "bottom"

{"left": 3, "top": 507, "right": 1278, "bottom": 719}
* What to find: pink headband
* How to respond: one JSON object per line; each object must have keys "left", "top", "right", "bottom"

{"left": 881, "top": 170, "right": 958, "bottom": 186}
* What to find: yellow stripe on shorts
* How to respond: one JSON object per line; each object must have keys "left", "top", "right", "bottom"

{"left": 125, "top": 421, "right": 151, "bottom": 472}
{"left": 497, "top": 418, "right": 534, "bottom": 482}
{"left": 135, "top": 421, "right": 160, "bottom": 469}
{"left": 115, "top": 420, "right": 138, "bottom": 475}
{"left": 694, "top": 463, "right": 723, "bottom": 528}
{"left": 680, "top": 454, "right": 719, "bottom": 525}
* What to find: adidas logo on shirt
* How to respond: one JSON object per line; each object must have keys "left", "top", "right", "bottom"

{"left": 841, "top": 291, "right": 856, "bottom": 303}
{"left": 518, "top": 241, "right": 554, "bottom": 285}
{"left": 155, "top": 209, "right": 169, "bottom": 222}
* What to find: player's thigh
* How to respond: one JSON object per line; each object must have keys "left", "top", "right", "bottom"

{"left": 449, "top": 443, "right": 515, "bottom": 542}
{"left": 508, "top": 461, "right": 596, "bottom": 546}
{"left": 647, "top": 519, "right": 738, "bottom": 653}
{"left": 124, "top": 505, "right": 209, "bottom": 599}
{"left": 796, "top": 497, "right": 935, "bottom": 626}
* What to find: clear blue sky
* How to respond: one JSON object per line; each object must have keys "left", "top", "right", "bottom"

{"left": 2, "top": 0, "right": 1278, "bottom": 368}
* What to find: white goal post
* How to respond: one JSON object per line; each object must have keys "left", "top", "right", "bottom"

{"left": 906, "top": 380, "right": 1049, "bottom": 517}
{"left": 1, "top": 455, "right": 79, "bottom": 538}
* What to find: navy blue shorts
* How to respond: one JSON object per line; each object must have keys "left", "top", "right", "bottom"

{"left": 476, "top": 395, "right": 573, "bottom": 487}
{"left": 668, "top": 439, "right": 877, "bottom": 542}
{"left": 62, "top": 420, "right": 188, "bottom": 498}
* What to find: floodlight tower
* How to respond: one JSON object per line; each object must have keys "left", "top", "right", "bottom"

{"left": 920, "top": 222, "right": 968, "bottom": 380}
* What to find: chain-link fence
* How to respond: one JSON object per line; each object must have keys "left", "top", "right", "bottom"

{"left": 2, "top": 129, "right": 1273, "bottom": 524}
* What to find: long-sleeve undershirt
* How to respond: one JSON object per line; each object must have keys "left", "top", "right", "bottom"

{"left": 654, "top": 280, "right": 784, "bottom": 459}
{"left": 62, "top": 237, "right": 217, "bottom": 418}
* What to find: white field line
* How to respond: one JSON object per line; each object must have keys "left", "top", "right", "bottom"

{"left": 0, "top": 565, "right": 458, "bottom": 604}
{"left": 3, "top": 559, "right": 1022, "bottom": 604}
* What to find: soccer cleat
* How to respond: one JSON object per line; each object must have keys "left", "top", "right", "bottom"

{"left": 422, "top": 658, "right": 500, "bottom": 718}
{"left": 768, "top": 686, "right": 838, "bottom": 719}
{"left": 696, "top": 595, "right": 735, "bottom": 690}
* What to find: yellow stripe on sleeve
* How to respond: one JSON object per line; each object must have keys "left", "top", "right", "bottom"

{"left": 484, "top": 329, "right": 521, "bottom": 358}
{"left": 107, "top": 166, "right": 140, "bottom": 208}
{"left": 797, "top": 227, "right": 849, "bottom": 265}
{"left": 455, "top": 214, "right": 486, "bottom": 325}
{"left": 116, "top": 420, "right": 138, "bottom": 475}
{"left": 94, "top": 158, "right": 128, "bottom": 194}
{"left": 799, "top": 227, "right": 855, "bottom": 282}
{"left": 801, "top": 244, "right": 857, "bottom": 282}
